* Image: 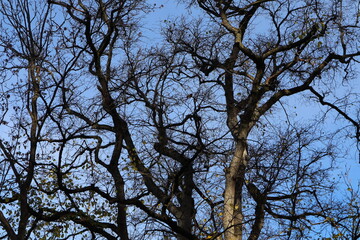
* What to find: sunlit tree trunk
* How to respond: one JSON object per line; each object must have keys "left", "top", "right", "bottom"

{"left": 224, "top": 140, "right": 248, "bottom": 240}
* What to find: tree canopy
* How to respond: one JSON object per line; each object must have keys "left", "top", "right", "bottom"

{"left": 0, "top": 0, "right": 359, "bottom": 239}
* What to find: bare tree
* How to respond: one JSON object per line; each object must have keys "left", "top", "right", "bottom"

{"left": 0, "top": 0, "right": 359, "bottom": 240}
{"left": 159, "top": 0, "right": 360, "bottom": 239}
{"left": 0, "top": 0, "right": 60, "bottom": 239}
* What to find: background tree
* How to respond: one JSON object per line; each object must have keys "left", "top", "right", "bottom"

{"left": 0, "top": 0, "right": 359, "bottom": 240}
{"left": 0, "top": 1, "right": 64, "bottom": 238}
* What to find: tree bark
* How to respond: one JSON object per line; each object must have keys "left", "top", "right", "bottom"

{"left": 177, "top": 167, "right": 195, "bottom": 240}
{"left": 223, "top": 140, "right": 248, "bottom": 240}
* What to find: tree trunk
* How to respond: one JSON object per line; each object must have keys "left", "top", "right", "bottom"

{"left": 177, "top": 167, "right": 195, "bottom": 240}
{"left": 223, "top": 141, "right": 248, "bottom": 240}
